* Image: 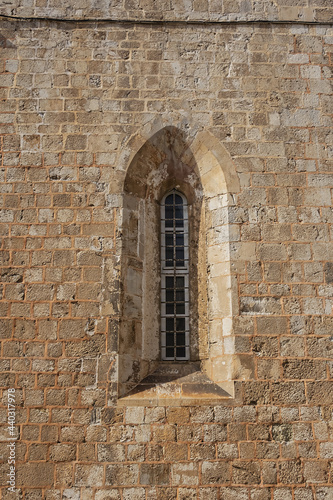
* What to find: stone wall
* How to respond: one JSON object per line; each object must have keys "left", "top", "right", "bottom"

{"left": 0, "top": 0, "right": 333, "bottom": 22}
{"left": 0, "top": 2, "right": 333, "bottom": 498}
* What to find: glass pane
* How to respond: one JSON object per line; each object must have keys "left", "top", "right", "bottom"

{"left": 166, "top": 303, "right": 174, "bottom": 314}
{"left": 176, "top": 234, "right": 184, "bottom": 245}
{"left": 166, "top": 289, "right": 174, "bottom": 301}
{"left": 175, "top": 205, "right": 183, "bottom": 219}
{"left": 176, "top": 303, "right": 185, "bottom": 314}
{"left": 166, "top": 333, "right": 174, "bottom": 347}
{"left": 165, "top": 205, "right": 173, "bottom": 228}
{"left": 176, "top": 347, "right": 186, "bottom": 358}
{"left": 176, "top": 247, "right": 184, "bottom": 260}
{"left": 165, "top": 234, "right": 173, "bottom": 245}
{"left": 175, "top": 194, "right": 183, "bottom": 205}
{"left": 166, "top": 247, "right": 173, "bottom": 260}
{"left": 165, "top": 194, "right": 174, "bottom": 205}
{"left": 176, "top": 318, "right": 185, "bottom": 331}
{"left": 165, "top": 205, "right": 173, "bottom": 218}
{"left": 176, "top": 333, "right": 185, "bottom": 346}
{"left": 166, "top": 318, "right": 174, "bottom": 332}
{"left": 165, "top": 277, "right": 174, "bottom": 288}
{"left": 166, "top": 347, "right": 174, "bottom": 358}
{"left": 176, "top": 289, "right": 185, "bottom": 301}
{"left": 175, "top": 277, "right": 185, "bottom": 288}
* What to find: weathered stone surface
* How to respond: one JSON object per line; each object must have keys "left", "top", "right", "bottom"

{"left": 232, "top": 461, "right": 261, "bottom": 484}
{"left": 16, "top": 464, "right": 54, "bottom": 487}
{"left": 1, "top": 0, "right": 332, "bottom": 22}
{"left": 279, "top": 460, "right": 304, "bottom": 485}
{"left": 201, "top": 461, "right": 230, "bottom": 484}
{"left": 106, "top": 465, "right": 139, "bottom": 486}
{"left": 0, "top": 3, "right": 332, "bottom": 498}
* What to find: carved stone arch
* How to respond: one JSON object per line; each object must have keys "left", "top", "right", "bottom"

{"left": 118, "top": 126, "right": 241, "bottom": 404}
{"left": 116, "top": 115, "right": 200, "bottom": 177}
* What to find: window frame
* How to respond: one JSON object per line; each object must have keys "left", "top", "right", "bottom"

{"left": 160, "top": 189, "right": 190, "bottom": 361}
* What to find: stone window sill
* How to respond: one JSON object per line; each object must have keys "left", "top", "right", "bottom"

{"left": 117, "top": 362, "right": 233, "bottom": 407}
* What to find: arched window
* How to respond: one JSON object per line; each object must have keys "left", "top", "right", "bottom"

{"left": 118, "top": 126, "right": 241, "bottom": 404}
{"left": 160, "top": 190, "right": 189, "bottom": 361}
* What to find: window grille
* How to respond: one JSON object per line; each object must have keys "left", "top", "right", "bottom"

{"left": 160, "top": 190, "right": 190, "bottom": 361}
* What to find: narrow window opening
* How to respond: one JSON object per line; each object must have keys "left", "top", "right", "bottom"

{"left": 160, "top": 190, "right": 190, "bottom": 361}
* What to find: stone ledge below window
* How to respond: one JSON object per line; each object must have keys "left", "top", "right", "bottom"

{"left": 117, "top": 362, "right": 234, "bottom": 407}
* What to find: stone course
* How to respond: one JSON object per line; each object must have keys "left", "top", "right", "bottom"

{"left": 0, "top": 0, "right": 332, "bottom": 498}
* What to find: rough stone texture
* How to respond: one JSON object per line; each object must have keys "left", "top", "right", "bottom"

{"left": 0, "top": 0, "right": 333, "bottom": 498}
{"left": 0, "top": 0, "right": 333, "bottom": 22}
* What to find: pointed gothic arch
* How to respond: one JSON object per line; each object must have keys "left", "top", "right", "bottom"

{"left": 118, "top": 126, "right": 241, "bottom": 403}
